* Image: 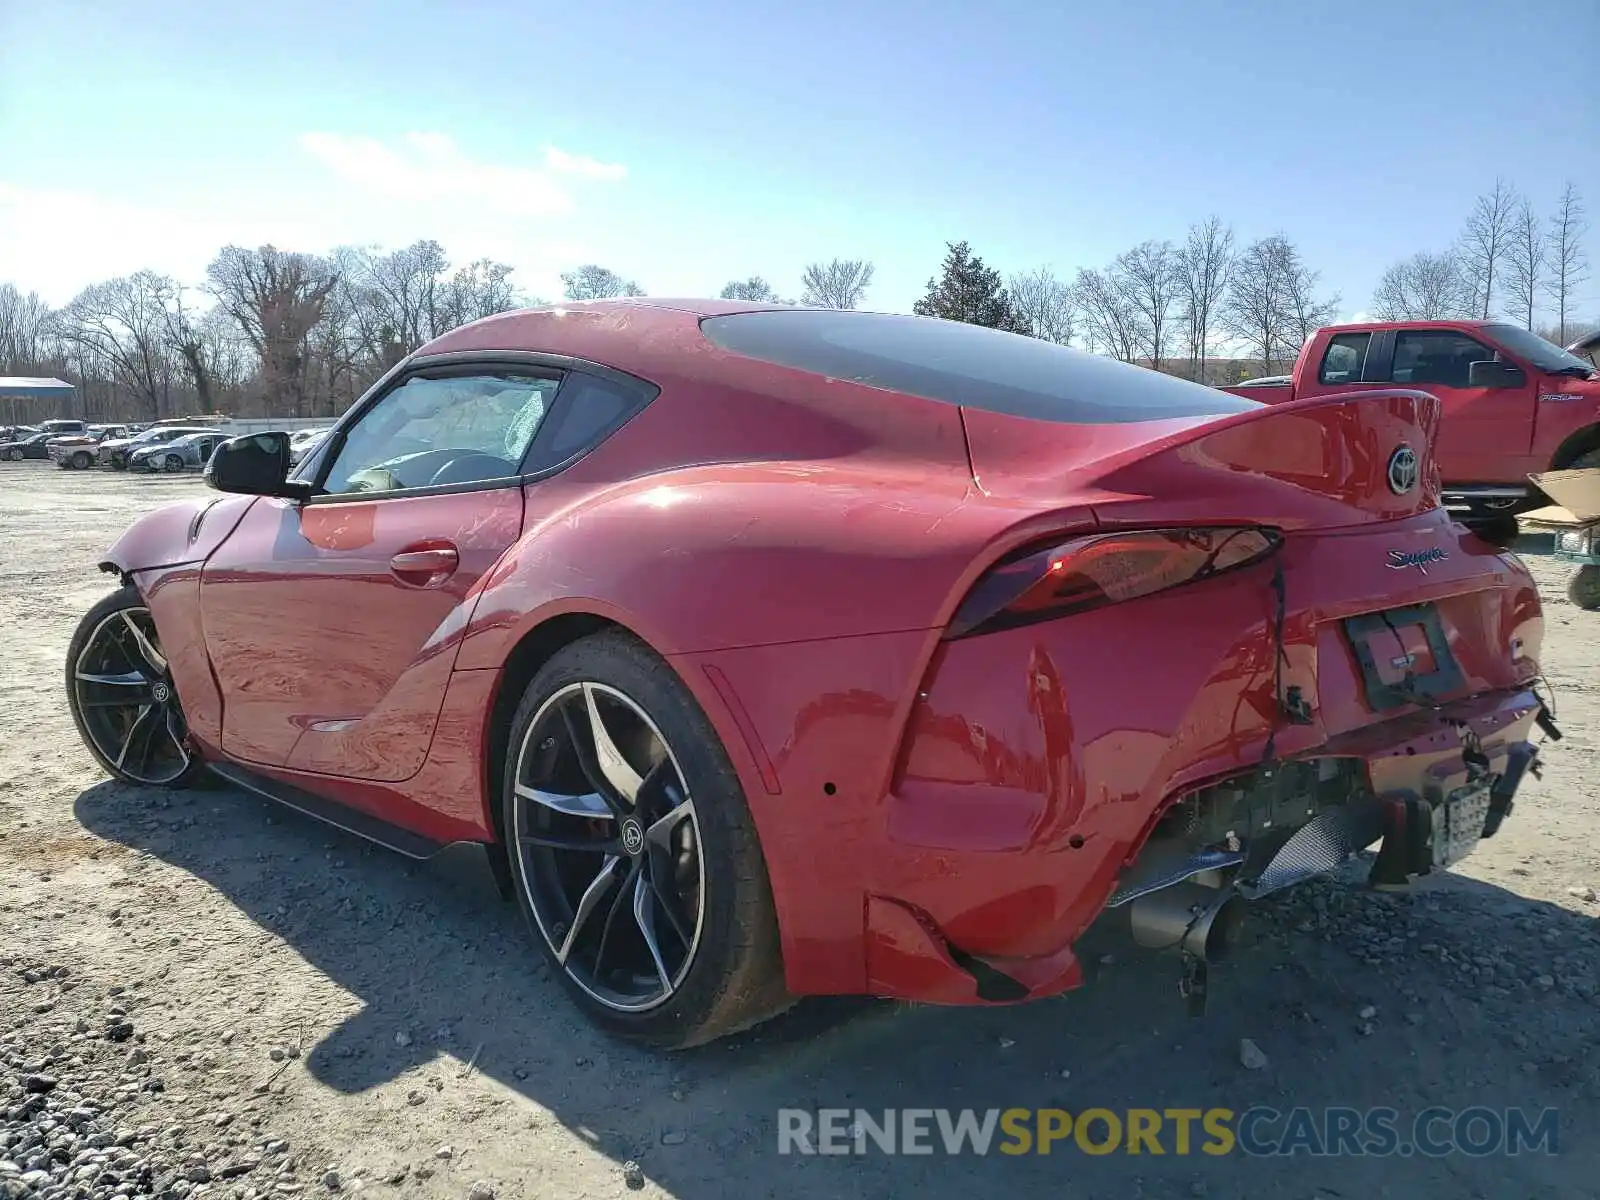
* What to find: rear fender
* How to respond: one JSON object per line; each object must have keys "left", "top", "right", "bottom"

{"left": 453, "top": 462, "right": 989, "bottom": 667}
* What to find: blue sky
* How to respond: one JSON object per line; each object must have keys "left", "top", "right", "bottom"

{"left": 3, "top": 0, "right": 1598, "bottom": 326}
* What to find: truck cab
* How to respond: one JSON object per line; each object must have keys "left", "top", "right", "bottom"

{"left": 1225, "top": 320, "right": 1600, "bottom": 514}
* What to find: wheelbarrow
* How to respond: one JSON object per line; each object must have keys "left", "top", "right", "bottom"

{"left": 1521, "top": 467, "right": 1600, "bottom": 610}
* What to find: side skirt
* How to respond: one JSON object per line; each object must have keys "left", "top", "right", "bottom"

{"left": 209, "top": 760, "right": 456, "bottom": 860}
{"left": 205, "top": 762, "right": 516, "bottom": 902}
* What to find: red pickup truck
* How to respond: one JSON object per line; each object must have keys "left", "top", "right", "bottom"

{"left": 1223, "top": 320, "right": 1600, "bottom": 516}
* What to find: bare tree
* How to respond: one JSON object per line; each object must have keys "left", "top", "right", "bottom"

{"left": 560, "top": 265, "right": 643, "bottom": 301}
{"left": 1006, "top": 267, "right": 1074, "bottom": 344}
{"left": 1371, "top": 250, "right": 1473, "bottom": 320}
{"left": 437, "top": 258, "right": 524, "bottom": 330}
{"left": 1178, "top": 216, "right": 1234, "bottom": 382}
{"left": 54, "top": 272, "right": 177, "bottom": 417}
{"left": 1459, "top": 179, "right": 1519, "bottom": 319}
{"left": 0, "top": 284, "right": 54, "bottom": 374}
{"left": 800, "top": 258, "right": 874, "bottom": 309}
{"left": 1072, "top": 267, "right": 1144, "bottom": 363}
{"left": 1221, "top": 236, "right": 1299, "bottom": 372}
{"left": 719, "top": 276, "right": 784, "bottom": 303}
{"left": 365, "top": 238, "right": 450, "bottom": 354}
{"left": 1503, "top": 199, "right": 1545, "bottom": 330}
{"left": 1115, "top": 240, "right": 1181, "bottom": 371}
{"left": 163, "top": 284, "right": 222, "bottom": 414}
{"left": 206, "top": 245, "right": 338, "bottom": 418}
{"left": 1546, "top": 182, "right": 1590, "bottom": 343}
{"left": 1282, "top": 244, "right": 1341, "bottom": 351}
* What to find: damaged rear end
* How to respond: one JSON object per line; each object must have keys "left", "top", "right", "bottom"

{"left": 877, "top": 386, "right": 1555, "bottom": 1008}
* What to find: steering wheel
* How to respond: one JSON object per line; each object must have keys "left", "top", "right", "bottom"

{"left": 428, "top": 452, "right": 517, "bottom": 486}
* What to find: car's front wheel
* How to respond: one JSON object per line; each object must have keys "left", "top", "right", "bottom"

{"left": 502, "top": 631, "right": 789, "bottom": 1048}
{"left": 71, "top": 451, "right": 93, "bottom": 469}
{"left": 5, "top": 448, "right": 21, "bottom": 461}
{"left": 66, "top": 587, "right": 205, "bottom": 788}
{"left": 163, "top": 454, "right": 184, "bottom": 473}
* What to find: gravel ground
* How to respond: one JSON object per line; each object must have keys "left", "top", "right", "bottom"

{"left": 1, "top": 459, "right": 1597, "bottom": 1200}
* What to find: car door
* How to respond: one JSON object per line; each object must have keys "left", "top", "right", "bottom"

{"left": 197, "top": 364, "right": 564, "bottom": 782}
{"left": 1385, "top": 328, "right": 1536, "bottom": 483}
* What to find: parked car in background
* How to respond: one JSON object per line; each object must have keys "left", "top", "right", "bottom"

{"left": 0, "top": 425, "right": 40, "bottom": 443}
{"left": 68, "top": 300, "right": 1555, "bottom": 1048}
{"left": 1221, "top": 320, "right": 1600, "bottom": 519}
{"left": 49, "top": 425, "right": 131, "bottom": 469}
{"left": 288, "top": 427, "right": 333, "bottom": 466}
{"left": 0, "top": 431, "right": 55, "bottom": 461}
{"left": 37, "top": 419, "right": 88, "bottom": 438}
{"left": 99, "top": 426, "right": 215, "bottom": 470}
{"left": 129, "top": 431, "right": 228, "bottom": 473}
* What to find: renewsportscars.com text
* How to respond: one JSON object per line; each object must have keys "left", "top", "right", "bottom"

{"left": 777, "top": 1106, "right": 1560, "bottom": 1157}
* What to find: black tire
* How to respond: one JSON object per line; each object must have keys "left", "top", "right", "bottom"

{"left": 1568, "top": 564, "right": 1600, "bottom": 611}
{"left": 1564, "top": 446, "right": 1600, "bottom": 472}
{"left": 65, "top": 586, "right": 207, "bottom": 788}
{"left": 71, "top": 451, "right": 92, "bottom": 469}
{"left": 501, "top": 631, "right": 789, "bottom": 1048}
{"left": 163, "top": 454, "right": 184, "bottom": 473}
{"left": 111, "top": 458, "right": 127, "bottom": 471}
{"left": 6, "top": 448, "right": 21, "bottom": 461}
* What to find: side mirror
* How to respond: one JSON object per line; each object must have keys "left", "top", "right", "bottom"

{"left": 1468, "top": 358, "right": 1525, "bottom": 389}
{"left": 205, "top": 432, "right": 313, "bottom": 499}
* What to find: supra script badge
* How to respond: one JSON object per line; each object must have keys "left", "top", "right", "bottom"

{"left": 1387, "top": 547, "right": 1448, "bottom": 573}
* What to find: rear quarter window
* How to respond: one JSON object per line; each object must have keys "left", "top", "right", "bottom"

{"left": 700, "top": 309, "right": 1260, "bottom": 424}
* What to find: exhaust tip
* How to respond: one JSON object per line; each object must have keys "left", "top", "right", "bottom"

{"left": 1128, "top": 883, "right": 1246, "bottom": 964}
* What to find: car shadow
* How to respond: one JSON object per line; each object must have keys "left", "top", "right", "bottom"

{"left": 74, "top": 778, "right": 1600, "bottom": 1198}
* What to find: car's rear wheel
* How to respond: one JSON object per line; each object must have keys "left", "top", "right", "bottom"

{"left": 1569, "top": 564, "right": 1600, "bottom": 611}
{"left": 502, "top": 632, "right": 789, "bottom": 1048}
{"left": 163, "top": 454, "right": 184, "bottom": 473}
{"left": 66, "top": 587, "right": 205, "bottom": 788}
{"left": 71, "top": 451, "right": 92, "bottom": 469}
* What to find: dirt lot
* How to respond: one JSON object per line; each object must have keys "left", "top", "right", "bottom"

{"left": 2, "top": 459, "right": 1597, "bottom": 1200}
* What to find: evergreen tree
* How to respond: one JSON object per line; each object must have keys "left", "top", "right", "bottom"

{"left": 912, "top": 241, "right": 1031, "bottom": 333}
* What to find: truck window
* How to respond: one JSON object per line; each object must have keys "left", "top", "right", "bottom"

{"left": 1318, "top": 332, "right": 1371, "bottom": 384}
{"left": 1392, "top": 331, "right": 1498, "bottom": 389}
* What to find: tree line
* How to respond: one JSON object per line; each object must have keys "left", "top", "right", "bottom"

{"left": 0, "top": 178, "right": 1589, "bottom": 423}
{"left": 1372, "top": 180, "right": 1589, "bottom": 341}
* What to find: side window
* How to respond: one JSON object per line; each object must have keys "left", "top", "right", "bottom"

{"left": 322, "top": 372, "right": 560, "bottom": 496}
{"left": 1317, "top": 332, "right": 1371, "bottom": 384}
{"left": 524, "top": 373, "right": 653, "bottom": 472}
{"left": 1392, "top": 332, "right": 1497, "bottom": 389}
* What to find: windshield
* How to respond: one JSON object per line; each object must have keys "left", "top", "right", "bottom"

{"left": 1483, "top": 323, "right": 1596, "bottom": 374}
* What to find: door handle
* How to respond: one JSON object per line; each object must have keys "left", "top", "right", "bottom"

{"left": 389, "top": 546, "right": 459, "bottom": 585}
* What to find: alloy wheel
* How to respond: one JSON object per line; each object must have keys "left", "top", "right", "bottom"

{"left": 71, "top": 607, "right": 192, "bottom": 785}
{"left": 511, "top": 682, "right": 705, "bottom": 1013}
{"left": 164, "top": 455, "right": 184, "bottom": 473}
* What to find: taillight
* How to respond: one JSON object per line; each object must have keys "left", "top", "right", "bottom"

{"left": 945, "top": 527, "right": 1283, "bottom": 639}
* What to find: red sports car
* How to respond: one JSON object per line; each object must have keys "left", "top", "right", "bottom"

{"left": 66, "top": 299, "right": 1555, "bottom": 1047}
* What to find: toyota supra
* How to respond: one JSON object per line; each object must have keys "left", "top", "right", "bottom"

{"left": 66, "top": 299, "right": 1556, "bottom": 1047}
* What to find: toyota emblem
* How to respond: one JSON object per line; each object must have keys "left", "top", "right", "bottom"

{"left": 1386, "top": 445, "right": 1419, "bottom": 495}
{"left": 620, "top": 817, "right": 645, "bottom": 856}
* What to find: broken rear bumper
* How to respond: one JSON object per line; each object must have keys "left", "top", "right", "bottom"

{"left": 858, "top": 686, "right": 1549, "bottom": 1006}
